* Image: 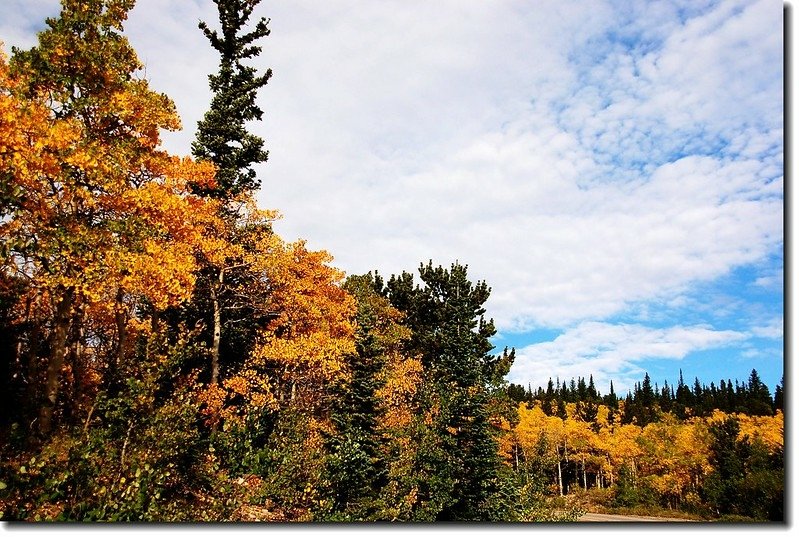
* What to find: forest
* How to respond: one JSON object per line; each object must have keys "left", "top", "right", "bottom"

{"left": 0, "top": 0, "right": 784, "bottom": 523}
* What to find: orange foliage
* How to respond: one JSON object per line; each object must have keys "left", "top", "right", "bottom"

{"left": 1, "top": 46, "right": 223, "bottom": 335}
{"left": 248, "top": 238, "right": 356, "bottom": 408}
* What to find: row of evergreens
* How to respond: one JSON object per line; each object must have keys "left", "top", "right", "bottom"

{"left": 508, "top": 368, "right": 782, "bottom": 426}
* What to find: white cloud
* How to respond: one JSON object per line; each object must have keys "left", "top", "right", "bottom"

{"left": 750, "top": 318, "right": 783, "bottom": 340}
{"left": 0, "top": 0, "right": 59, "bottom": 51}
{"left": 754, "top": 267, "right": 783, "bottom": 290}
{"left": 509, "top": 321, "right": 749, "bottom": 393}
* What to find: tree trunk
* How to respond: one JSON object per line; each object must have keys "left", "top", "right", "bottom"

{"left": 39, "top": 287, "right": 74, "bottom": 435}
{"left": 108, "top": 287, "right": 126, "bottom": 385}
{"left": 67, "top": 308, "right": 85, "bottom": 421}
{"left": 24, "top": 294, "right": 42, "bottom": 415}
{"left": 557, "top": 457, "right": 563, "bottom": 496}
{"left": 115, "top": 289, "right": 126, "bottom": 365}
{"left": 210, "top": 269, "right": 224, "bottom": 386}
{"left": 582, "top": 457, "right": 587, "bottom": 490}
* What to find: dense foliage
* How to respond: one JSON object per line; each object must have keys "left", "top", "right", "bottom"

{"left": 0, "top": 0, "right": 783, "bottom": 523}
{"left": 505, "top": 378, "right": 784, "bottom": 520}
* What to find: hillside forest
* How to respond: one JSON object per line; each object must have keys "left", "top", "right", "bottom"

{"left": 0, "top": 0, "right": 784, "bottom": 522}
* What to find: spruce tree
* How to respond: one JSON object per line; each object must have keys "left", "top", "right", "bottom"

{"left": 556, "top": 397, "right": 568, "bottom": 420}
{"left": 746, "top": 369, "right": 774, "bottom": 416}
{"left": 587, "top": 375, "right": 598, "bottom": 400}
{"left": 187, "top": 0, "right": 272, "bottom": 387}
{"left": 604, "top": 380, "right": 618, "bottom": 409}
{"left": 384, "top": 261, "right": 512, "bottom": 521}
{"left": 773, "top": 378, "right": 784, "bottom": 412}
{"left": 641, "top": 372, "right": 655, "bottom": 406}
{"left": 192, "top": 0, "right": 272, "bottom": 200}
{"left": 320, "top": 273, "right": 398, "bottom": 520}
{"left": 675, "top": 369, "right": 693, "bottom": 419}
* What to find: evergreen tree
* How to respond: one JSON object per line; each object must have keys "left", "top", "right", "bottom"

{"left": 542, "top": 377, "right": 555, "bottom": 416}
{"left": 707, "top": 382, "right": 718, "bottom": 412}
{"left": 725, "top": 379, "right": 736, "bottom": 412}
{"left": 192, "top": 0, "right": 272, "bottom": 200}
{"left": 734, "top": 380, "right": 747, "bottom": 412}
{"left": 641, "top": 372, "right": 655, "bottom": 407}
{"left": 604, "top": 380, "right": 619, "bottom": 409}
{"left": 746, "top": 369, "right": 773, "bottom": 416}
{"left": 773, "top": 378, "right": 784, "bottom": 412}
{"left": 319, "top": 273, "right": 396, "bottom": 520}
{"left": 701, "top": 416, "right": 782, "bottom": 520}
{"left": 659, "top": 380, "right": 672, "bottom": 412}
{"left": 555, "top": 396, "right": 567, "bottom": 420}
{"left": 692, "top": 378, "right": 707, "bottom": 417}
{"left": 577, "top": 377, "right": 587, "bottom": 401}
{"left": 184, "top": 0, "right": 273, "bottom": 388}
{"left": 384, "top": 261, "right": 512, "bottom": 521}
{"left": 546, "top": 378, "right": 555, "bottom": 398}
{"left": 507, "top": 383, "right": 527, "bottom": 403}
{"left": 675, "top": 369, "right": 693, "bottom": 419}
{"left": 587, "top": 375, "right": 598, "bottom": 400}
{"left": 718, "top": 379, "right": 729, "bottom": 412}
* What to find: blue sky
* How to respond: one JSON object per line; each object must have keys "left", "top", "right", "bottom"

{"left": 0, "top": 0, "right": 785, "bottom": 395}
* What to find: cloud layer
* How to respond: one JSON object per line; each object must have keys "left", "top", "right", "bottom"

{"left": 510, "top": 321, "right": 750, "bottom": 393}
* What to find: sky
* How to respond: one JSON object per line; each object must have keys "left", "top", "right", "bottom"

{"left": 0, "top": 0, "right": 785, "bottom": 396}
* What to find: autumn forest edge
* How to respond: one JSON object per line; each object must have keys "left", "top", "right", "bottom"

{"left": 0, "top": 0, "right": 784, "bottom": 522}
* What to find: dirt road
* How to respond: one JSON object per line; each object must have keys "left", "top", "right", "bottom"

{"left": 579, "top": 512, "right": 694, "bottom": 522}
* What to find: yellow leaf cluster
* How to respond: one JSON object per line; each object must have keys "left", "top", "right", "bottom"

{"left": 1, "top": 45, "right": 229, "bottom": 369}
{"left": 377, "top": 353, "right": 423, "bottom": 430}
{"left": 252, "top": 239, "right": 357, "bottom": 394}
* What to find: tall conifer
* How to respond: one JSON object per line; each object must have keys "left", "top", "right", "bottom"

{"left": 384, "top": 261, "right": 512, "bottom": 520}
{"left": 192, "top": 0, "right": 272, "bottom": 200}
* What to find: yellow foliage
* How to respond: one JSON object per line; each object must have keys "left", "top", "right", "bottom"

{"left": 378, "top": 353, "right": 423, "bottom": 430}
{"left": 252, "top": 239, "right": 356, "bottom": 393}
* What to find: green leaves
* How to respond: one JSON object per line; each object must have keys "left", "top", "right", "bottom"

{"left": 379, "top": 261, "right": 513, "bottom": 521}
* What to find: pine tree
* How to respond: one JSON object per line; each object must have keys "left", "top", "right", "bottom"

{"left": 187, "top": 0, "right": 273, "bottom": 387}
{"left": 692, "top": 378, "right": 707, "bottom": 417}
{"left": 577, "top": 377, "right": 587, "bottom": 401}
{"left": 773, "top": 378, "right": 784, "bottom": 412}
{"left": 192, "top": 0, "right": 272, "bottom": 200}
{"left": 320, "top": 273, "right": 400, "bottom": 520}
{"left": 587, "top": 375, "right": 598, "bottom": 400}
{"left": 659, "top": 380, "right": 672, "bottom": 412}
{"left": 604, "top": 380, "right": 618, "bottom": 409}
{"left": 746, "top": 369, "right": 773, "bottom": 416}
{"left": 641, "top": 372, "right": 655, "bottom": 406}
{"left": 556, "top": 397, "right": 568, "bottom": 421}
{"left": 675, "top": 369, "right": 692, "bottom": 419}
{"left": 384, "top": 261, "right": 512, "bottom": 521}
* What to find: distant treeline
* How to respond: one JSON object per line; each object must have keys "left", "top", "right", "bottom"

{"left": 507, "top": 369, "right": 782, "bottom": 426}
